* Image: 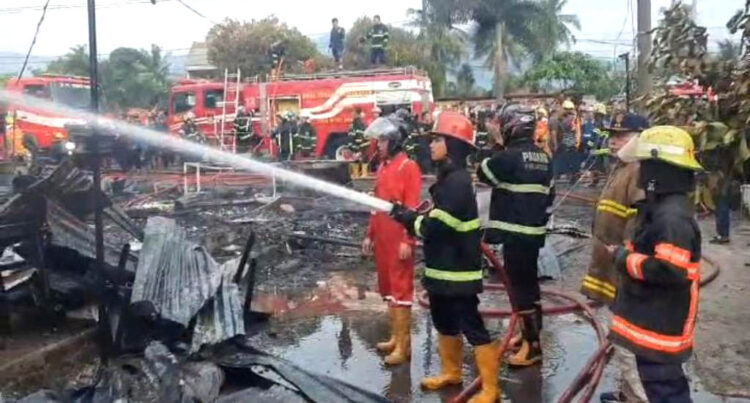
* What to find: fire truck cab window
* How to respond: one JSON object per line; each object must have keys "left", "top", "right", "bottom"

{"left": 204, "top": 89, "right": 224, "bottom": 109}
{"left": 24, "top": 84, "right": 51, "bottom": 99}
{"left": 174, "top": 92, "right": 196, "bottom": 114}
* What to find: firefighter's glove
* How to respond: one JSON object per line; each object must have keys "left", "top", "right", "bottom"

{"left": 612, "top": 246, "right": 629, "bottom": 268}
{"left": 390, "top": 203, "right": 418, "bottom": 228}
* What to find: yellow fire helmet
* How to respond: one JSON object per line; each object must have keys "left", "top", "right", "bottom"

{"left": 562, "top": 100, "right": 575, "bottom": 110}
{"left": 618, "top": 125, "right": 703, "bottom": 171}
{"left": 594, "top": 103, "right": 607, "bottom": 115}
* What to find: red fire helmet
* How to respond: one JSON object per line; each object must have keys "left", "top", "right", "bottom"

{"left": 431, "top": 111, "right": 476, "bottom": 147}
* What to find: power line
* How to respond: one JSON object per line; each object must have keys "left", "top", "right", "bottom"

{"left": 0, "top": 0, "right": 169, "bottom": 14}
{"left": 174, "top": 0, "right": 217, "bottom": 24}
{"left": 17, "top": 0, "right": 51, "bottom": 79}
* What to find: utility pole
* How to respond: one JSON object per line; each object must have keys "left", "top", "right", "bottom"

{"left": 87, "top": 0, "right": 108, "bottom": 362}
{"left": 620, "top": 52, "right": 631, "bottom": 110}
{"left": 637, "top": 0, "right": 652, "bottom": 98}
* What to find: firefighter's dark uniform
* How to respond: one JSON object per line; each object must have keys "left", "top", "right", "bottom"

{"left": 294, "top": 121, "right": 317, "bottom": 158}
{"left": 350, "top": 115, "right": 369, "bottom": 176}
{"left": 607, "top": 125, "right": 703, "bottom": 403}
{"left": 234, "top": 111, "right": 254, "bottom": 152}
{"left": 392, "top": 111, "right": 499, "bottom": 402}
{"left": 351, "top": 116, "right": 368, "bottom": 152}
{"left": 274, "top": 119, "right": 297, "bottom": 161}
{"left": 411, "top": 162, "right": 486, "bottom": 344}
{"left": 610, "top": 193, "right": 700, "bottom": 403}
{"left": 478, "top": 136, "right": 554, "bottom": 312}
{"left": 367, "top": 23, "right": 389, "bottom": 65}
{"left": 404, "top": 123, "right": 433, "bottom": 174}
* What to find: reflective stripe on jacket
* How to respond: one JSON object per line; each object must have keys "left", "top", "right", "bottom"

{"left": 609, "top": 194, "right": 701, "bottom": 363}
{"left": 477, "top": 137, "right": 554, "bottom": 247}
{"left": 581, "top": 161, "right": 643, "bottom": 304}
{"left": 411, "top": 164, "right": 482, "bottom": 296}
{"left": 367, "top": 24, "right": 390, "bottom": 48}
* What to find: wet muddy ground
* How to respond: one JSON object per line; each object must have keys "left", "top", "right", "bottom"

{"left": 2, "top": 178, "right": 750, "bottom": 402}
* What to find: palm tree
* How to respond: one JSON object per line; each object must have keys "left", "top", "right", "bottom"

{"left": 456, "top": 63, "right": 476, "bottom": 93}
{"left": 717, "top": 39, "right": 741, "bottom": 63}
{"left": 470, "top": 0, "right": 548, "bottom": 98}
{"left": 409, "top": 3, "right": 467, "bottom": 97}
{"left": 536, "top": 0, "right": 581, "bottom": 58}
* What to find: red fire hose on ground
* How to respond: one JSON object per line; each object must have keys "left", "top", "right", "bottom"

{"left": 418, "top": 242, "right": 722, "bottom": 403}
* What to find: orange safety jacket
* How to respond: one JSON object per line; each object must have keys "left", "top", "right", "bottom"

{"left": 609, "top": 194, "right": 700, "bottom": 363}
{"left": 534, "top": 119, "right": 552, "bottom": 156}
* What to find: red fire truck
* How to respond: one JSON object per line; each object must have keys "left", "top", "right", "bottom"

{"left": 2, "top": 75, "right": 90, "bottom": 157}
{"left": 167, "top": 67, "right": 434, "bottom": 158}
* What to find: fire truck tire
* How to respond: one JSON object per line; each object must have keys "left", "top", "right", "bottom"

{"left": 334, "top": 145, "right": 353, "bottom": 161}
{"left": 323, "top": 133, "right": 351, "bottom": 159}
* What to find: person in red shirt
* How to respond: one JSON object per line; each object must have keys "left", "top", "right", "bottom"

{"left": 361, "top": 114, "right": 422, "bottom": 366}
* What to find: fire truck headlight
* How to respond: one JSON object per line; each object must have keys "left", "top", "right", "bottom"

{"left": 55, "top": 132, "right": 65, "bottom": 139}
{"left": 64, "top": 141, "right": 76, "bottom": 152}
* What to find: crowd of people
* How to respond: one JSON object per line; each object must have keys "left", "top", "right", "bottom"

{"left": 360, "top": 103, "right": 704, "bottom": 402}
{"left": 111, "top": 109, "right": 172, "bottom": 171}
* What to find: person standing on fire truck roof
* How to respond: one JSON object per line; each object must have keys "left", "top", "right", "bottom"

{"left": 390, "top": 112, "right": 499, "bottom": 403}
{"left": 605, "top": 126, "right": 703, "bottom": 403}
{"left": 477, "top": 104, "right": 554, "bottom": 368}
{"left": 329, "top": 18, "right": 346, "bottom": 70}
{"left": 361, "top": 114, "right": 421, "bottom": 366}
{"left": 366, "top": 15, "right": 389, "bottom": 66}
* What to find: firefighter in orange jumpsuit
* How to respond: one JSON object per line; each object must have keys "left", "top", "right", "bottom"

{"left": 361, "top": 114, "right": 422, "bottom": 366}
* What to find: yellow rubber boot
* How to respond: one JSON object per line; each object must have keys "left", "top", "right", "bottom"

{"left": 421, "top": 335, "right": 463, "bottom": 389}
{"left": 468, "top": 342, "right": 501, "bottom": 403}
{"left": 507, "top": 340, "right": 542, "bottom": 367}
{"left": 376, "top": 307, "right": 397, "bottom": 353}
{"left": 349, "top": 162, "right": 361, "bottom": 178}
{"left": 360, "top": 163, "right": 369, "bottom": 178}
{"left": 384, "top": 307, "right": 411, "bottom": 365}
{"left": 508, "top": 329, "right": 522, "bottom": 350}
{"left": 508, "top": 308, "right": 542, "bottom": 367}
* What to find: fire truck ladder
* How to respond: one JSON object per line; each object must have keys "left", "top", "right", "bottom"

{"left": 219, "top": 68, "right": 241, "bottom": 153}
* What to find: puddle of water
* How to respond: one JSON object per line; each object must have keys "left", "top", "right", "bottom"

{"left": 247, "top": 308, "right": 617, "bottom": 403}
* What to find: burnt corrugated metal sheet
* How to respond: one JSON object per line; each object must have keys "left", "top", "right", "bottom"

{"left": 47, "top": 200, "right": 136, "bottom": 268}
{"left": 0, "top": 160, "right": 95, "bottom": 223}
{"left": 131, "top": 217, "right": 244, "bottom": 350}
{"left": 191, "top": 263, "right": 245, "bottom": 352}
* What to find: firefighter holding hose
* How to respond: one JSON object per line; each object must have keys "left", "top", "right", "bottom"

{"left": 477, "top": 104, "right": 554, "bottom": 367}
{"left": 361, "top": 114, "right": 422, "bottom": 366}
{"left": 606, "top": 126, "right": 703, "bottom": 402}
{"left": 390, "top": 111, "right": 499, "bottom": 403}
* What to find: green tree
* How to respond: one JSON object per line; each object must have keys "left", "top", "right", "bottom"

{"left": 99, "top": 45, "right": 171, "bottom": 110}
{"left": 445, "top": 63, "right": 480, "bottom": 98}
{"left": 206, "top": 17, "right": 323, "bottom": 78}
{"left": 408, "top": 3, "right": 467, "bottom": 97}
{"left": 521, "top": 51, "right": 622, "bottom": 99}
{"left": 534, "top": 0, "right": 581, "bottom": 57}
{"left": 45, "top": 45, "right": 90, "bottom": 77}
{"left": 344, "top": 17, "right": 418, "bottom": 68}
{"left": 466, "top": 0, "right": 549, "bottom": 98}
{"left": 425, "top": 0, "right": 580, "bottom": 98}
{"left": 39, "top": 45, "right": 170, "bottom": 111}
{"left": 0, "top": 75, "right": 13, "bottom": 86}
{"left": 716, "top": 39, "right": 741, "bottom": 63}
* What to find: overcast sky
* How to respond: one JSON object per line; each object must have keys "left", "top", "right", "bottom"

{"left": 0, "top": 0, "right": 742, "bottom": 64}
